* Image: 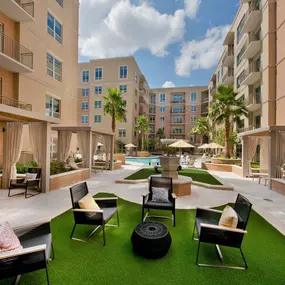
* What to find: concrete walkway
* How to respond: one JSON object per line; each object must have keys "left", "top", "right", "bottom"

{"left": 0, "top": 165, "right": 285, "bottom": 235}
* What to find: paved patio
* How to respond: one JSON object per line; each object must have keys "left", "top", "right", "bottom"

{"left": 1, "top": 165, "right": 285, "bottom": 235}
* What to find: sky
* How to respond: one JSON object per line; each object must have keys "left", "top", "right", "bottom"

{"left": 79, "top": 0, "right": 240, "bottom": 88}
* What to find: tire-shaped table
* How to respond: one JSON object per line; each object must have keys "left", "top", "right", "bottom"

{"left": 131, "top": 222, "right": 171, "bottom": 259}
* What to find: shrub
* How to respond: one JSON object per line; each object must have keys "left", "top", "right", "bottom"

{"left": 74, "top": 157, "right": 83, "bottom": 163}
{"left": 16, "top": 161, "right": 38, "bottom": 174}
{"left": 50, "top": 160, "right": 70, "bottom": 175}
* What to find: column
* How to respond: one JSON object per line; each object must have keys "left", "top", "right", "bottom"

{"left": 85, "top": 131, "right": 92, "bottom": 177}
{"left": 268, "top": 130, "right": 277, "bottom": 189}
{"left": 110, "top": 135, "right": 114, "bottom": 170}
{"left": 41, "top": 122, "right": 51, "bottom": 193}
{"left": 242, "top": 136, "right": 249, "bottom": 177}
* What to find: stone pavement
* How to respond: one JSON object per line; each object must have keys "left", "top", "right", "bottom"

{"left": 0, "top": 165, "right": 284, "bottom": 235}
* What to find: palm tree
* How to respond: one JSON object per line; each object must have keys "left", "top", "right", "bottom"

{"left": 190, "top": 117, "right": 210, "bottom": 144}
{"left": 209, "top": 85, "right": 247, "bottom": 158}
{"left": 103, "top": 88, "right": 126, "bottom": 133}
{"left": 134, "top": 115, "right": 150, "bottom": 151}
{"left": 156, "top": 128, "right": 165, "bottom": 146}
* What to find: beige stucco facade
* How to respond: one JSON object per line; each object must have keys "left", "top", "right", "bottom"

{"left": 208, "top": 0, "right": 284, "bottom": 168}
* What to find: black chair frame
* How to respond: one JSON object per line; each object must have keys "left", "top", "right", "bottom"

{"left": 142, "top": 176, "right": 177, "bottom": 226}
{"left": 192, "top": 194, "right": 252, "bottom": 270}
{"left": 70, "top": 182, "right": 119, "bottom": 246}
{"left": 8, "top": 168, "right": 41, "bottom": 199}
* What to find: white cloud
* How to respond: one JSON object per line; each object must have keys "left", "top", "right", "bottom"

{"left": 162, "top": 81, "right": 176, "bottom": 88}
{"left": 79, "top": 0, "right": 186, "bottom": 58}
{"left": 184, "top": 0, "right": 201, "bottom": 19}
{"left": 175, "top": 25, "right": 230, "bottom": 77}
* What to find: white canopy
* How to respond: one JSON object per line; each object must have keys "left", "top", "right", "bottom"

{"left": 207, "top": 142, "right": 225, "bottom": 149}
{"left": 124, "top": 143, "right": 137, "bottom": 148}
{"left": 198, "top": 144, "right": 209, "bottom": 149}
{"left": 169, "top": 140, "right": 195, "bottom": 148}
{"left": 97, "top": 142, "right": 103, "bottom": 146}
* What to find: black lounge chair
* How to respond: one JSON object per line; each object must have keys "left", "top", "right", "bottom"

{"left": 142, "top": 176, "right": 177, "bottom": 226}
{"left": 8, "top": 168, "right": 41, "bottom": 199}
{"left": 193, "top": 194, "right": 252, "bottom": 269}
{"left": 70, "top": 182, "right": 119, "bottom": 246}
{"left": 0, "top": 220, "right": 54, "bottom": 285}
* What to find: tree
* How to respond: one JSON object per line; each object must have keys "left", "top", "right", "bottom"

{"left": 103, "top": 88, "right": 126, "bottom": 133}
{"left": 209, "top": 85, "right": 247, "bottom": 158}
{"left": 213, "top": 129, "right": 241, "bottom": 155}
{"left": 134, "top": 115, "right": 150, "bottom": 151}
{"left": 156, "top": 128, "right": 165, "bottom": 146}
{"left": 190, "top": 117, "right": 210, "bottom": 144}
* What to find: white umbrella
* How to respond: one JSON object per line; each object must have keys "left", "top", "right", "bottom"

{"left": 207, "top": 142, "right": 225, "bottom": 149}
{"left": 124, "top": 143, "right": 137, "bottom": 148}
{"left": 169, "top": 140, "right": 195, "bottom": 148}
{"left": 198, "top": 144, "right": 209, "bottom": 149}
{"left": 97, "top": 142, "right": 103, "bottom": 146}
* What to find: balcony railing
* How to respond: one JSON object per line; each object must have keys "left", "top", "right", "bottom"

{"left": 238, "top": 126, "right": 253, "bottom": 133}
{"left": 15, "top": 0, "right": 34, "bottom": 18}
{"left": 0, "top": 32, "right": 33, "bottom": 69}
{"left": 201, "top": 96, "right": 209, "bottom": 103}
{"left": 170, "top": 109, "right": 185, "bottom": 114}
{"left": 171, "top": 99, "right": 185, "bottom": 104}
{"left": 222, "top": 68, "right": 234, "bottom": 83}
{"left": 171, "top": 121, "right": 185, "bottom": 124}
{"left": 0, "top": 96, "right": 32, "bottom": 111}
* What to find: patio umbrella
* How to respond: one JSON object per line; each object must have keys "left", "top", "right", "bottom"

{"left": 169, "top": 140, "right": 195, "bottom": 148}
{"left": 207, "top": 142, "right": 225, "bottom": 149}
{"left": 124, "top": 143, "right": 137, "bottom": 148}
{"left": 198, "top": 144, "right": 209, "bottom": 149}
{"left": 97, "top": 142, "right": 103, "bottom": 146}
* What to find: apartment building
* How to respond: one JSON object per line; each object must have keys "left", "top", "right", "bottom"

{"left": 78, "top": 57, "right": 147, "bottom": 150}
{"left": 0, "top": 0, "right": 79, "bottom": 160}
{"left": 208, "top": 0, "right": 285, "bottom": 166}
{"left": 150, "top": 87, "right": 208, "bottom": 143}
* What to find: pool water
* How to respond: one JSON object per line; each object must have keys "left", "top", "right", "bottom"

{"left": 126, "top": 156, "right": 160, "bottom": 165}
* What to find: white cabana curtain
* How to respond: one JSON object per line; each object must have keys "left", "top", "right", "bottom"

{"left": 277, "top": 132, "right": 285, "bottom": 178}
{"left": 92, "top": 135, "right": 99, "bottom": 165}
{"left": 103, "top": 135, "right": 111, "bottom": 169}
{"left": 77, "top": 131, "right": 89, "bottom": 163}
{"left": 29, "top": 122, "right": 46, "bottom": 167}
{"left": 247, "top": 137, "right": 259, "bottom": 174}
{"left": 5, "top": 122, "right": 24, "bottom": 181}
{"left": 58, "top": 131, "right": 72, "bottom": 161}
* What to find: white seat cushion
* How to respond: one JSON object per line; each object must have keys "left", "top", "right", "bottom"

{"left": 218, "top": 206, "right": 238, "bottom": 228}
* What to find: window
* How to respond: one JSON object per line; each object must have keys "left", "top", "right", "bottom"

{"left": 190, "top": 115, "right": 197, "bottom": 122}
{"left": 95, "top": 86, "right": 102, "bottom": 95}
{"left": 237, "top": 14, "right": 246, "bottom": 44}
{"left": 255, "top": 86, "right": 261, "bottom": 103}
{"left": 236, "top": 70, "right": 245, "bottom": 88}
{"left": 172, "top": 107, "right": 184, "bottom": 113}
{"left": 56, "top": 0, "right": 63, "bottom": 7}
{"left": 82, "top": 88, "right": 89, "bottom": 96}
{"left": 119, "top": 129, "right": 126, "bottom": 137}
{"left": 150, "top": 96, "right": 156, "bottom": 104}
{"left": 47, "top": 13, "right": 62, "bottom": 43}
{"left": 172, "top": 94, "right": 184, "bottom": 103}
{"left": 95, "top": 101, "right": 102, "bottom": 108}
{"left": 191, "top": 105, "right": 196, "bottom": 112}
{"left": 160, "top": 117, "right": 164, "bottom": 122}
{"left": 0, "top": 77, "right": 2, "bottom": 95}
{"left": 172, "top": 127, "right": 184, "bottom": 134}
{"left": 46, "top": 95, "right": 60, "bottom": 118}
{"left": 47, "top": 53, "right": 62, "bottom": 81}
{"left": 255, "top": 115, "right": 261, "bottom": 128}
{"left": 172, "top": 117, "right": 183, "bottom": 124}
{"left": 160, "top": 94, "right": 166, "bottom": 103}
{"left": 217, "top": 71, "right": 220, "bottom": 83}
{"left": 238, "top": 119, "right": 245, "bottom": 129}
{"left": 50, "top": 137, "right": 57, "bottom": 160}
{"left": 134, "top": 72, "right": 138, "bottom": 83}
{"left": 150, "top": 107, "right": 156, "bottom": 113}
{"left": 94, "top": 115, "right": 102, "bottom": 123}
{"left": 123, "top": 100, "right": 127, "bottom": 107}
{"left": 237, "top": 45, "right": 245, "bottom": 66}
{"left": 221, "top": 67, "right": 224, "bottom": 77}
{"left": 95, "top": 68, "right": 103, "bottom": 80}
{"left": 82, "top": 70, "right": 89, "bottom": 83}
{"left": 82, "top": 101, "right": 88, "bottom": 110}
{"left": 120, "top": 66, "right": 128, "bottom": 79}
{"left": 160, "top": 106, "right": 165, "bottom": 113}
{"left": 191, "top": 93, "right": 197, "bottom": 102}
{"left": 120, "top": 85, "right": 127, "bottom": 93}
{"left": 135, "top": 103, "right": 137, "bottom": 110}
{"left": 81, "top": 115, "right": 88, "bottom": 124}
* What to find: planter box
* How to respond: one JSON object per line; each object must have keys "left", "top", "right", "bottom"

{"left": 94, "top": 161, "right": 122, "bottom": 170}
{"left": 211, "top": 158, "right": 241, "bottom": 165}
{"left": 137, "top": 151, "right": 150, "bottom": 157}
{"left": 114, "top": 154, "right": 125, "bottom": 165}
{"left": 271, "top": 179, "right": 285, "bottom": 195}
{"left": 160, "top": 156, "right": 180, "bottom": 179}
{"left": 50, "top": 169, "right": 89, "bottom": 191}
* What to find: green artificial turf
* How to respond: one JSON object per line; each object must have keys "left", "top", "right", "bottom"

{"left": 125, "top": 168, "right": 223, "bottom": 185}
{"left": 3, "top": 193, "right": 285, "bottom": 285}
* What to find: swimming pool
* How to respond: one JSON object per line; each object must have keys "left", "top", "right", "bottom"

{"left": 125, "top": 156, "right": 160, "bottom": 165}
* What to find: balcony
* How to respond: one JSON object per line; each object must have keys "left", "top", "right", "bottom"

{"left": 246, "top": 93, "right": 261, "bottom": 112}
{"left": 222, "top": 68, "right": 234, "bottom": 85}
{"left": 241, "top": 2, "right": 262, "bottom": 34}
{"left": 0, "top": 32, "right": 33, "bottom": 73}
{"left": 201, "top": 106, "right": 208, "bottom": 115}
{"left": 201, "top": 96, "right": 209, "bottom": 104}
{"left": 170, "top": 110, "right": 185, "bottom": 115}
{"left": 0, "top": 96, "right": 32, "bottom": 111}
{"left": 0, "top": 0, "right": 34, "bottom": 22}
{"left": 241, "top": 62, "right": 262, "bottom": 86}
{"left": 223, "top": 31, "right": 234, "bottom": 46}
{"left": 238, "top": 126, "right": 253, "bottom": 133}
{"left": 222, "top": 46, "right": 234, "bottom": 67}
{"left": 243, "top": 33, "right": 262, "bottom": 60}
{"left": 171, "top": 121, "right": 185, "bottom": 125}
{"left": 170, "top": 99, "right": 185, "bottom": 104}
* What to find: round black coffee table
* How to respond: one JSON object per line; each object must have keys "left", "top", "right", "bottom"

{"left": 131, "top": 222, "right": 171, "bottom": 259}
